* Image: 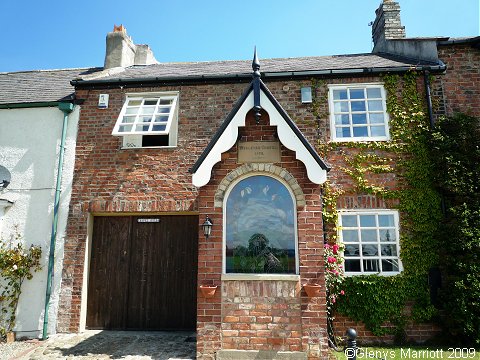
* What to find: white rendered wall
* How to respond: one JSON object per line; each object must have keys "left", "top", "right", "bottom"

{"left": 0, "top": 106, "right": 79, "bottom": 338}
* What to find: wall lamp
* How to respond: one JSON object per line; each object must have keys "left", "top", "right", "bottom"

{"left": 202, "top": 215, "right": 213, "bottom": 239}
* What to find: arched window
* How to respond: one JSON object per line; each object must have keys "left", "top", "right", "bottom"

{"left": 224, "top": 175, "right": 297, "bottom": 274}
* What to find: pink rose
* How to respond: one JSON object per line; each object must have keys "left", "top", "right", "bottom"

{"left": 332, "top": 244, "right": 339, "bottom": 254}
{"left": 334, "top": 270, "right": 339, "bottom": 276}
{"left": 327, "top": 256, "right": 336, "bottom": 263}
{"left": 340, "top": 290, "right": 345, "bottom": 295}
{"left": 325, "top": 244, "right": 330, "bottom": 249}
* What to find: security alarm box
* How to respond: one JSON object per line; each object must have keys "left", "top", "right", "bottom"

{"left": 98, "top": 94, "right": 109, "bottom": 108}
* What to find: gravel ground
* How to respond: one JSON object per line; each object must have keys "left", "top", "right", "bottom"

{"left": 0, "top": 340, "right": 39, "bottom": 360}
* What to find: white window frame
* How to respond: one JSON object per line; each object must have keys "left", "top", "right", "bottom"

{"left": 328, "top": 83, "right": 390, "bottom": 142}
{"left": 222, "top": 173, "right": 299, "bottom": 277}
{"left": 338, "top": 209, "right": 402, "bottom": 276}
{"left": 112, "top": 92, "right": 179, "bottom": 148}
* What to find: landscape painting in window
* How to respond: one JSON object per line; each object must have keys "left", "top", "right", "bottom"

{"left": 225, "top": 175, "right": 296, "bottom": 274}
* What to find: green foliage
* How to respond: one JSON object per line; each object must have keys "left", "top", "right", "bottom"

{"left": 430, "top": 113, "right": 480, "bottom": 345}
{"left": 314, "top": 71, "right": 443, "bottom": 338}
{"left": 0, "top": 229, "right": 42, "bottom": 340}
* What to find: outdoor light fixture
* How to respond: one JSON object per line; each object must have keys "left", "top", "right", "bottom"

{"left": 301, "top": 86, "right": 312, "bottom": 103}
{"left": 202, "top": 215, "right": 213, "bottom": 239}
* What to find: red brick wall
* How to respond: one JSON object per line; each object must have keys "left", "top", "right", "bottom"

{"left": 58, "top": 83, "right": 248, "bottom": 332}
{"left": 334, "top": 313, "right": 442, "bottom": 344}
{"left": 435, "top": 43, "right": 480, "bottom": 118}
{"left": 196, "top": 111, "right": 329, "bottom": 359}
{"left": 59, "top": 73, "right": 444, "bottom": 356}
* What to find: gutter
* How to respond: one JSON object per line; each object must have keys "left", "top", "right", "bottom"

{"left": 70, "top": 63, "right": 447, "bottom": 88}
{"left": 42, "top": 102, "right": 74, "bottom": 340}
{"left": 0, "top": 102, "right": 60, "bottom": 109}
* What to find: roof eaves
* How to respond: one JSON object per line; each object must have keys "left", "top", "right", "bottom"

{"left": 71, "top": 62, "right": 446, "bottom": 88}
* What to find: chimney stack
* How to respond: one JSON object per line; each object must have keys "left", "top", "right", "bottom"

{"left": 372, "top": 0, "right": 406, "bottom": 50}
{"left": 104, "top": 25, "right": 157, "bottom": 69}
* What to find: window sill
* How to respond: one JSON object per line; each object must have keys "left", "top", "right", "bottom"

{"left": 120, "top": 145, "right": 177, "bottom": 150}
{"left": 221, "top": 274, "right": 300, "bottom": 281}
{"left": 330, "top": 137, "right": 390, "bottom": 143}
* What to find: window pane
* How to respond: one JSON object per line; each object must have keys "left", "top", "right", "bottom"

{"left": 121, "top": 116, "right": 135, "bottom": 124}
{"left": 345, "top": 259, "right": 361, "bottom": 272}
{"left": 158, "top": 107, "right": 171, "bottom": 114}
{"left": 352, "top": 114, "right": 367, "bottom": 124}
{"left": 144, "top": 99, "right": 157, "bottom": 106}
{"left": 342, "top": 215, "right": 357, "bottom": 227}
{"left": 141, "top": 106, "right": 155, "bottom": 115}
{"left": 344, "top": 244, "right": 359, "bottom": 256}
{"left": 363, "top": 259, "right": 379, "bottom": 272}
{"left": 154, "top": 116, "right": 169, "bottom": 123}
{"left": 135, "top": 124, "right": 149, "bottom": 132}
{"left": 152, "top": 125, "right": 166, "bottom": 132}
{"left": 367, "top": 88, "right": 382, "bottom": 98}
{"left": 335, "top": 114, "right": 350, "bottom": 125}
{"left": 370, "top": 113, "right": 385, "bottom": 124}
{"left": 371, "top": 126, "right": 386, "bottom": 137}
{"left": 125, "top": 107, "right": 139, "bottom": 115}
{"left": 139, "top": 116, "right": 153, "bottom": 123}
{"left": 360, "top": 215, "right": 376, "bottom": 227}
{"left": 382, "top": 259, "right": 399, "bottom": 272}
{"left": 381, "top": 244, "right": 397, "bottom": 256}
{"left": 379, "top": 215, "right": 395, "bottom": 227}
{"left": 336, "top": 127, "right": 351, "bottom": 138}
{"left": 362, "top": 244, "right": 378, "bottom": 256}
{"left": 380, "top": 229, "right": 396, "bottom": 242}
{"left": 334, "top": 102, "right": 349, "bottom": 112}
{"left": 353, "top": 127, "right": 368, "bottom": 137}
{"left": 368, "top": 100, "right": 383, "bottom": 111}
{"left": 128, "top": 99, "right": 142, "bottom": 106}
{"left": 351, "top": 101, "right": 366, "bottom": 112}
{"left": 118, "top": 125, "right": 132, "bottom": 132}
{"left": 342, "top": 230, "right": 358, "bottom": 242}
{"left": 225, "top": 176, "right": 296, "bottom": 274}
{"left": 159, "top": 98, "right": 174, "bottom": 105}
{"left": 349, "top": 89, "right": 365, "bottom": 99}
{"left": 333, "top": 90, "right": 348, "bottom": 100}
{"left": 360, "top": 230, "right": 377, "bottom": 242}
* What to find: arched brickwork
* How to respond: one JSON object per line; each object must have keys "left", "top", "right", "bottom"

{"left": 214, "top": 163, "right": 306, "bottom": 209}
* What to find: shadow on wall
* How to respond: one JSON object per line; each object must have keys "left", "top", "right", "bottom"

{"left": 48, "top": 331, "right": 196, "bottom": 358}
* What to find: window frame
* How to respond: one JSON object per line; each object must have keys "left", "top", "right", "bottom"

{"left": 338, "top": 209, "right": 402, "bottom": 276}
{"left": 328, "top": 83, "right": 390, "bottom": 142}
{"left": 112, "top": 91, "right": 179, "bottom": 148}
{"left": 222, "top": 173, "right": 299, "bottom": 276}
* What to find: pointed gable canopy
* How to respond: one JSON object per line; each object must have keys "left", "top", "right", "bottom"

{"left": 191, "top": 50, "right": 330, "bottom": 188}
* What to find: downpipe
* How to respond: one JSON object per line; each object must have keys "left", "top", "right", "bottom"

{"left": 42, "top": 102, "right": 74, "bottom": 340}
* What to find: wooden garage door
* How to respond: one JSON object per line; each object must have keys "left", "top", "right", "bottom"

{"left": 86, "top": 215, "right": 198, "bottom": 330}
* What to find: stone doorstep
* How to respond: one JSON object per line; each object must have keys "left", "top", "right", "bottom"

{"left": 216, "top": 350, "right": 307, "bottom": 360}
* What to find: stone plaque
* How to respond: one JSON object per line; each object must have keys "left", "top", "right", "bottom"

{"left": 237, "top": 141, "right": 281, "bottom": 163}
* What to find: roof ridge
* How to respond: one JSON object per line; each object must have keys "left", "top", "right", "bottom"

{"left": 0, "top": 67, "right": 100, "bottom": 75}
{"left": 130, "top": 53, "right": 379, "bottom": 67}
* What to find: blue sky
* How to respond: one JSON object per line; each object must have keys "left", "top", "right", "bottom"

{"left": 1, "top": 0, "right": 478, "bottom": 72}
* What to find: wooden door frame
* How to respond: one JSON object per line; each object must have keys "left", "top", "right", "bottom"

{"left": 79, "top": 211, "right": 199, "bottom": 332}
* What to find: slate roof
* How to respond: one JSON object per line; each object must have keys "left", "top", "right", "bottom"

{"left": 0, "top": 52, "right": 445, "bottom": 104}
{"left": 73, "top": 52, "right": 443, "bottom": 84}
{"left": 0, "top": 67, "right": 100, "bottom": 105}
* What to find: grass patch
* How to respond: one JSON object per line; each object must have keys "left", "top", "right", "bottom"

{"left": 331, "top": 346, "right": 480, "bottom": 360}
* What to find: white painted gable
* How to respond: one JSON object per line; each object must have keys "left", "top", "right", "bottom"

{"left": 192, "top": 87, "right": 328, "bottom": 187}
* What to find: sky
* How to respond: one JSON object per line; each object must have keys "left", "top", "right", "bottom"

{"left": 0, "top": 0, "right": 479, "bottom": 73}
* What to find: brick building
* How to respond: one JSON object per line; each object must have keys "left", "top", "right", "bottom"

{"left": 1, "top": 0, "right": 477, "bottom": 359}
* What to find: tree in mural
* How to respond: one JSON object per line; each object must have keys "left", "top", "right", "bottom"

{"left": 232, "top": 233, "right": 288, "bottom": 273}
